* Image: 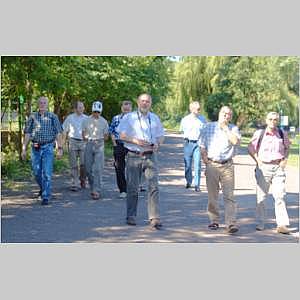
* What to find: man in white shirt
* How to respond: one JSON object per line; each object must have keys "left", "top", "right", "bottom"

{"left": 180, "top": 101, "right": 206, "bottom": 192}
{"left": 63, "top": 101, "right": 88, "bottom": 191}
{"left": 117, "top": 93, "right": 164, "bottom": 229}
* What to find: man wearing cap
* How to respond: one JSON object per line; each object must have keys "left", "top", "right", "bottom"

{"left": 180, "top": 101, "right": 206, "bottom": 192}
{"left": 248, "top": 112, "right": 291, "bottom": 234}
{"left": 117, "top": 93, "right": 165, "bottom": 229}
{"left": 82, "top": 101, "right": 109, "bottom": 200}
{"left": 200, "top": 106, "right": 241, "bottom": 234}
{"left": 109, "top": 100, "right": 132, "bottom": 198}
{"left": 21, "top": 96, "right": 63, "bottom": 206}
{"left": 63, "top": 101, "right": 88, "bottom": 191}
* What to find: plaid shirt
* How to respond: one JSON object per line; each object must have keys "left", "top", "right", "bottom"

{"left": 199, "top": 121, "right": 241, "bottom": 161}
{"left": 109, "top": 113, "right": 126, "bottom": 140}
{"left": 24, "top": 111, "right": 63, "bottom": 144}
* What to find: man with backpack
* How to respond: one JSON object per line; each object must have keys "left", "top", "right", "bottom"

{"left": 248, "top": 112, "right": 291, "bottom": 234}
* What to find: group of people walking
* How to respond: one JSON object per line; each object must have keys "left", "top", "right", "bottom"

{"left": 22, "top": 94, "right": 292, "bottom": 234}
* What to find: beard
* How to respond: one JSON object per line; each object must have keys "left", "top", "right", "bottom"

{"left": 139, "top": 107, "right": 149, "bottom": 114}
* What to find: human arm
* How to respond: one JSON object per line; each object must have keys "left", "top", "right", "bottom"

{"left": 21, "top": 133, "right": 31, "bottom": 160}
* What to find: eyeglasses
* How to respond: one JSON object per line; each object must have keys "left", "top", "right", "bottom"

{"left": 268, "top": 118, "right": 278, "bottom": 121}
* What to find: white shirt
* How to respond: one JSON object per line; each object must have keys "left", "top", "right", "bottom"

{"left": 117, "top": 111, "right": 165, "bottom": 152}
{"left": 63, "top": 113, "right": 88, "bottom": 140}
{"left": 180, "top": 113, "right": 206, "bottom": 140}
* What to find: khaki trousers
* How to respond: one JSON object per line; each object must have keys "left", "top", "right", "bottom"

{"left": 84, "top": 141, "right": 104, "bottom": 194}
{"left": 205, "top": 160, "right": 237, "bottom": 226}
{"left": 255, "top": 163, "right": 289, "bottom": 227}
{"left": 68, "top": 139, "right": 86, "bottom": 187}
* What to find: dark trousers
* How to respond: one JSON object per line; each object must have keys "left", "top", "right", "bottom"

{"left": 113, "top": 143, "right": 127, "bottom": 193}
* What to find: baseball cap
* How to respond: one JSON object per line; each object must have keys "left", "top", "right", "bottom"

{"left": 92, "top": 101, "right": 103, "bottom": 112}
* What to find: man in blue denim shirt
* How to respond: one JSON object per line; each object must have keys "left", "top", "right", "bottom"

{"left": 22, "top": 96, "right": 63, "bottom": 205}
{"left": 109, "top": 100, "right": 132, "bottom": 198}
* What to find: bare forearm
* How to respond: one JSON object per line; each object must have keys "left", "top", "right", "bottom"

{"left": 22, "top": 134, "right": 30, "bottom": 151}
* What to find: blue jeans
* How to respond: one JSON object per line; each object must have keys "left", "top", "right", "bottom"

{"left": 31, "top": 143, "right": 54, "bottom": 200}
{"left": 184, "top": 141, "right": 201, "bottom": 187}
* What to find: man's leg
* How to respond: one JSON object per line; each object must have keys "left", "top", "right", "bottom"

{"left": 184, "top": 141, "right": 193, "bottom": 186}
{"left": 79, "top": 141, "right": 86, "bottom": 188}
{"left": 126, "top": 153, "right": 141, "bottom": 218}
{"left": 193, "top": 145, "right": 201, "bottom": 189}
{"left": 144, "top": 154, "right": 160, "bottom": 220}
{"left": 31, "top": 146, "right": 42, "bottom": 193}
{"left": 255, "top": 164, "right": 272, "bottom": 229}
{"left": 41, "top": 143, "right": 54, "bottom": 201}
{"left": 84, "top": 142, "right": 94, "bottom": 192}
{"left": 113, "top": 144, "right": 127, "bottom": 193}
{"left": 220, "top": 162, "right": 236, "bottom": 227}
{"left": 69, "top": 140, "right": 79, "bottom": 188}
{"left": 272, "top": 166, "right": 290, "bottom": 227}
{"left": 206, "top": 163, "right": 221, "bottom": 224}
{"left": 92, "top": 143, "right": 104, "bottom": 195}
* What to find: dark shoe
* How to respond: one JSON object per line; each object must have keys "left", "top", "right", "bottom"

{"left": 195, "top": 187, "right": 201, "bottom": 192}
{"left": 228, "top": 224, "right": 239, "bottom": 234}
{"left": 150, "top": 218, "right": 162, "bottom": 230}
{"left": 91, "top": 192, "right": 100, "bottom": 200}
{"left": 186, "top": 183, "right": 191, "bottom": 189}
{"left": 41, "top": 199, "right": 49, "bottom": 206}
{"left": 276, "top": 225, "right": 290, "bottom": 234}
{"left": 70, "top": 186, "right": 79, "bottom": 192}
{"left": 208, "top": 222, "right": 219, "bottom": 230}
{"left": 80, "top": 180, "right": 86, "bottom": 189}
{"left": 126, "top": 216, "right": 137, "bottom": 226}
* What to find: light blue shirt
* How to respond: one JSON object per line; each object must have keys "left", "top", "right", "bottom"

{"left": 117, "top": 111, "right": 165, "bottom": 152}
{"left": 180, "top": 113, "right": 206, "bottom": 140}
{"left": 199, "top": 121, "right": 241, "bottom": 161}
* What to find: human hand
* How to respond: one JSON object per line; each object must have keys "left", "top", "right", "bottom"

{"left": 56, "top": 148, "right": 63, "bottom": 159}
{"left": 21, "top": 149, "right": 27, "bottom": 161}
{"left": 279, "top": 159, "right": 287, "bottom": 170}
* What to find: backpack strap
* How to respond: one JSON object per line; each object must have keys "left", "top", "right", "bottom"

{"left": 256, "top": 128, "right": 265, "bottom": 153}
{"left": 256, "top": 127, "right": 285, "bottom": 153}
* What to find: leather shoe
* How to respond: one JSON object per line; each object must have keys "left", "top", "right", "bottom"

{"left": 276, "top": 225, "right": 290, "bottom": 234}
{"left": 126, "top": 216, "right": 136, "bottom": 226}
{"left": 195, "top": 187, "right": 200, "bottom": 192}
{"left": 227, "top": 224, "right": 239, "bottom": 234}
{"left": 150, "top": 218, "right": 162, "bottom": 229}
{"left": 186, "top": 183, "right": 191, "bottom": 189}
{"left": 41, "top": 199, "right": 49, "bottom": 206}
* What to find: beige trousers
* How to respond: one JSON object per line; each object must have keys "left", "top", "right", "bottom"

{"left": 205, "top": 161, "right": 237, "bottom": 226}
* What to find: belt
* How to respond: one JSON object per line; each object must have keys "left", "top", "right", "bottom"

{"left": 262, "top": 159, "right": 283, "bottom": 165}
{"left": 127, "top": 149, "right": 153, "bottom": 156}
{"left": 208, "top": 158, "right": 232, "bottom": 165}
{"left": 70, "top": 137, "right": 83, "bottom": 141}
{"left": 184, "top": 138, "right": 198, "bottom": 143}
{"left": 32, "top": 140, "right": 54, "bottom": 145}
{"left": 88, "top": 139, "right": 102, "bottom": 142}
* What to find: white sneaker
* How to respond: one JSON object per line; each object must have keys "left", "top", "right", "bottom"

{"left": 119, "top": 192, "right": 127, "bottom": 198}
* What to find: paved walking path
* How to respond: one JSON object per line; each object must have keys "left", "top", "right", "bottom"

{"left": 1, "top": 133, "right": 299, "bottom": 243}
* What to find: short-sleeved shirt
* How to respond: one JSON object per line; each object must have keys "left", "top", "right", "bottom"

{"left": 109, "top": 113, "right": 127, "bottom": 140}
{"left": 117, "top": 111, "right": 165, "bottom": 152}
{"left": 24, "top": 111, "right": 63, "bottom": 144}
{"left": 82, "top": 115, "right": 109, "bottom": 140}
{"left": 180, "top": 113, "right": 206, "bottom": 140}
{"left": 248, "top": 129, "right": 290, "bottom": 162}
{"left": 199, "top": 121, "right": 241, "bottom": 161}
{"left": 62, "top": 113, "right": 88, "bottom": 140}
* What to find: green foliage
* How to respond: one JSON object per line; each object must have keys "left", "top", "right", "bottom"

{"left": 163, "top": 56, "right": 299, "bottom": 128}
